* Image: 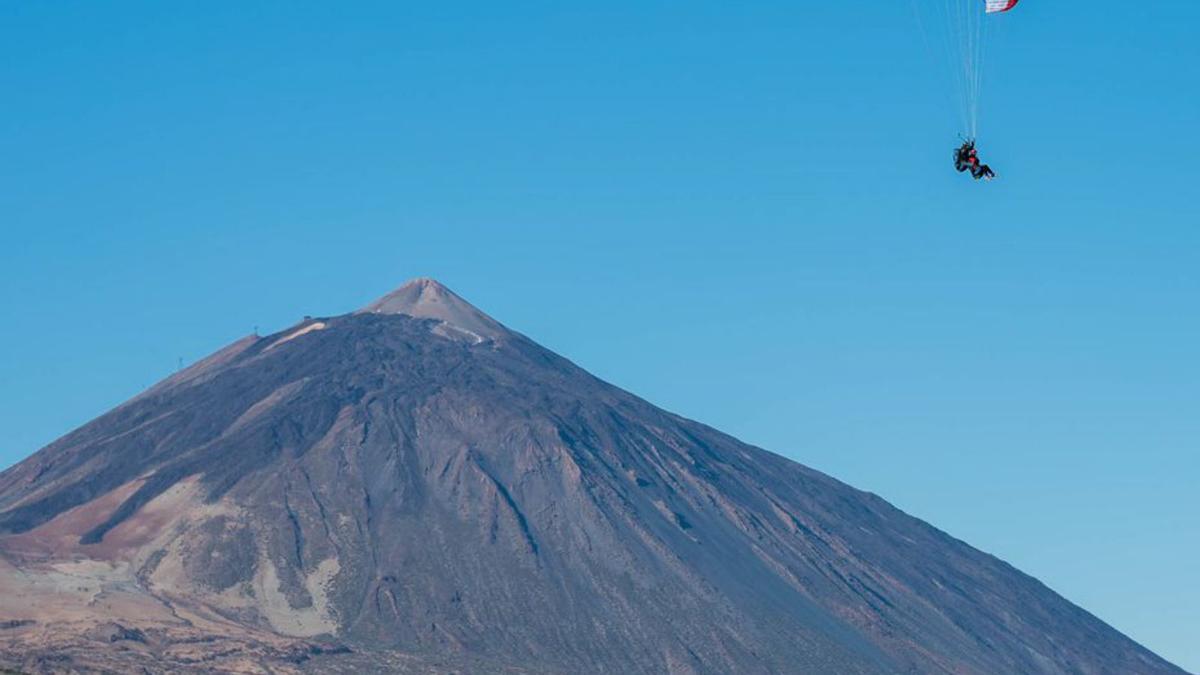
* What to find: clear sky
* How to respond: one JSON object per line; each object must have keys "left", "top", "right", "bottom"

{"left": 1, "top": 1, "right": 1196, "bottom": 670}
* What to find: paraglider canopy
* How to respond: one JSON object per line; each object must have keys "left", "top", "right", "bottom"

{"left": 985, "top": 0, "right": 1019, "bottom": 13}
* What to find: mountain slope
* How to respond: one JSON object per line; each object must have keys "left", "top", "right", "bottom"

{"left": 0, "top": 279, "right": 1186, "bottom": 674}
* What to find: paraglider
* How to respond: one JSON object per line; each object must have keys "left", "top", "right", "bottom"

{"left": 911, "top": 0, "right": 1021, "bottom": 180}
{"left": 985, "top": 0, "right": 1019, "bottom": 13}
{"left": 954, "top": 140, "right": 995, "bottom": 180}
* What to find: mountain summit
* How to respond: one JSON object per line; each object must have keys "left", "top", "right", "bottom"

{"left": 359, "top": 277, "right": 509, "bottom": 342}
{"left": 0, "top": 281, "right": 1185, "bottom": 674}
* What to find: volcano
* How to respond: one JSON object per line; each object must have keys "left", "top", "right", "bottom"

{"left": 0, "top": 278, "right": 1185, "bottom": 674}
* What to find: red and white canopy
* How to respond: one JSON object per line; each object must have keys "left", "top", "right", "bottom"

{"left": 985, "top": 0, "right": 1019, "bottom": 13}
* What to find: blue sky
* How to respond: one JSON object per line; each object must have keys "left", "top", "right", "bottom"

{"left": 1, "top": 1, "right": 1196, "bottom": 669}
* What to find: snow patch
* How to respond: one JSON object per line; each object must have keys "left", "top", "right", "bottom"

{"left": 266, "top": 322, "right": 327, "bottom": 351}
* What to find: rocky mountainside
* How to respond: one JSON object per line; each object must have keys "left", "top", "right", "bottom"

{"left": 0, "top": 278, "right": 1186, "bottom": 674}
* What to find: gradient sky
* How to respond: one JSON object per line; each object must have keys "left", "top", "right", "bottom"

{"left": 2, "top": 1, "right": 1197, "bottom": 670}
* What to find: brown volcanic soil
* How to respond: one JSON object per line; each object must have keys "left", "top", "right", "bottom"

{"left": 0, "top": 279, "right": 1188, "bottom": 674}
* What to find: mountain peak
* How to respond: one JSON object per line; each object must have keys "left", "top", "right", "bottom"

{"left": 359, "top": 277, "right": 507, "bottom": 341}
{"left": 0, "top": 279, "right": 1187, "bottom": 674}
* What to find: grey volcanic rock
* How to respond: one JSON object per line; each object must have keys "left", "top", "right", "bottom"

{"left": 360, "top": 276, "right": 509, "bottom": 341}
{"left": 0, "top": 279, "right": 1187, "bottom": 674}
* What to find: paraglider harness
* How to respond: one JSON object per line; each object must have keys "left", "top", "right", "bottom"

{"left": 954, "top": 139, "right": 995, "bottom": 181}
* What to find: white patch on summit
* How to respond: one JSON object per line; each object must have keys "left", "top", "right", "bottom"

{"left": 358, "top": 277, "right": 508, "bottom": 342}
